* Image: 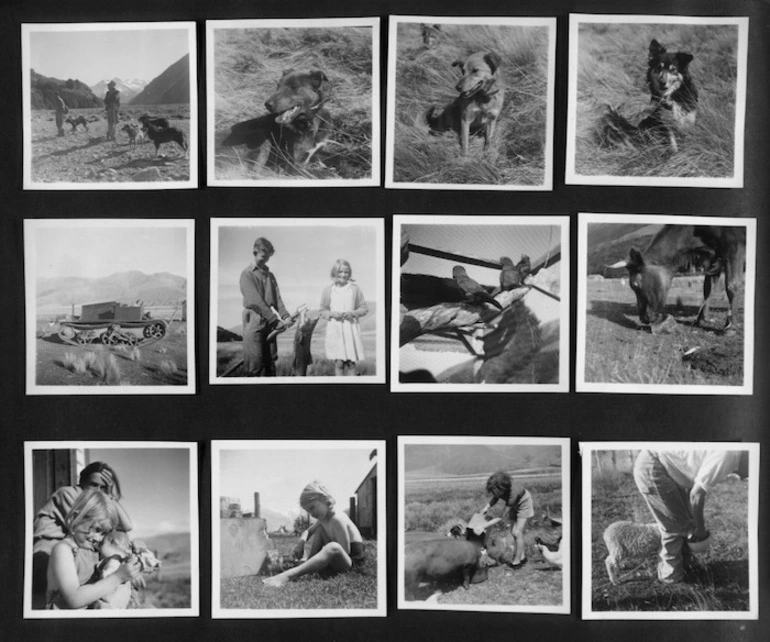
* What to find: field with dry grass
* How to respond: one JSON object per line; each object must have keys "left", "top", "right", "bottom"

{"left": 133, "top": 532, "right": 192, "bottom": 609}
{"left": 590, "top": 466, "right": 750, "bottom": 612}
{"left": 583, "top": 277, "right": 745, "bottom": 387}
{"left": 404, "top": 474, "right": 564, "bottom": 606}
{"left": 392, "top": 23, "right": 551, "bottom": 186}
{"left": 34, "top": 318, "right": 189, "bottom": 387}
{"left": 573, "top": 23, "right": 739, "bottom": 179}
{"left": 213, "top": 26, "right": 373, "bottom": 181}
{"left": 29, "top": 104, "right": 191, "bottom": 184}
{"left": 220, "top": 534, "right": 378, "bottom": 610}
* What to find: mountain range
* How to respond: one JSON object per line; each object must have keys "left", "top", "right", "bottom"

{"left": 130, "top": 54, "right": 190, "bottom": 105}
{"left": 90, "top": 78, "right": 148, "bottom": 103}
{"left": 37, "top": 270, "right": 186, "bottom": 311}
{"left": 30, "top": 69, "right": 102, "bottom": 109}
{"left": 405, "top": 444, "right": 562, "bottom": 477}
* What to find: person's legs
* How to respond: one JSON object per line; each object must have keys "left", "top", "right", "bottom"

{"left": 511, "top": 516, "right": 528, "bottom": 566}
{"left": 55, "top": 112, "right": 64, "bottom": 136}
{"left": 634, "top": 451, "right": 693, "bottom": 583}
{"left": 242, "top": 310, "right": 265, "bottom": 376}
{"left": 263, "top": 542, "right": 352, "bottom": 588}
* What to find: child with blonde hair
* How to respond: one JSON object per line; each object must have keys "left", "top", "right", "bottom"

{"left": 320, "top": 259, "right": 368, "bottom": 376}
{"left": 45, "top": 490, "right": 140, "bottom": 609}
{"left": 263, "top": 481, "right": 364, "bottom": 588}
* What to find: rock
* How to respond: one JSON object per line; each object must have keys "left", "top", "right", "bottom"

{"left": 132, "top": 167, "right": 163, "bottom": 182}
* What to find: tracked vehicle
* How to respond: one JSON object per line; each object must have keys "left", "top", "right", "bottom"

{"left": 57, "top": 301, "right": 168, "bottom": 347}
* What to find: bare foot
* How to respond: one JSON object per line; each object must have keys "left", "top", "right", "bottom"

{"left": 263, "top": 575, "right": 289, "bottom": 588}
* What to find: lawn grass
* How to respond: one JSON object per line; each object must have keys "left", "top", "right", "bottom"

{"left": 220, "top": 536, "right": 378, "bottom": 610}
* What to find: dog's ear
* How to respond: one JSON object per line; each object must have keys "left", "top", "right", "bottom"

{"left": 628, "top": 248, "right": 645, "bottom": 271}
{"left": 676, "top": 52, "right": 694, "bottom": 69}
{"left": 309, "top": 70, "right": 330, "bottom": 89}
{"left": 649, "top": 39, "right": 666, "bottom": 59}
{"left": 484, "top": 52, "right": 502, "bottom": 75}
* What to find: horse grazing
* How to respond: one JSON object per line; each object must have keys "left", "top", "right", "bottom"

{"left": 607, "top": 225, "right": 746, "bottom": 330}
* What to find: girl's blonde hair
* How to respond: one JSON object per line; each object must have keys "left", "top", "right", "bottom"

{"left": 330, "top": 259, "right": 353, "bottom": 279}
{"left": 299, "top": 480, "right": 336, "bottom": 511}
{"left": 64, "top": 489, "right": 119, "bottom": 535}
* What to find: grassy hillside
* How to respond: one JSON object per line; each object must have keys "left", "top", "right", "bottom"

{"left": 214, "top": 26, "right": 373, "bottom": 180}
{"left": 573, "top": 23, "right": 739, "bottom": 178}
{"left": 30, "top": 69, "right": 102, "bottom": 109}
{"left": 393, "top": 22, "right": 551, "bottom": 186}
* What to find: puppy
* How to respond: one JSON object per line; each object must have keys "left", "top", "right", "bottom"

{"left": 121, "top": 123, "right": 141, "bottom": 148}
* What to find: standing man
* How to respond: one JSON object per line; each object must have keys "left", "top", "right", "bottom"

{"left": 54, "top": 93, "right": 68, "bottom": 137}
{"left": 104, "top": 80, "right": 120, "bottom": 141}
{"left": 633, "top": 449, "right": 749, "bottom": 584}
{"left": 240, "top": 237, "right": 291, "bottom": 376}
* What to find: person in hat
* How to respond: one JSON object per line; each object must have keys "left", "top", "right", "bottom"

{"left": 54, "top": 93, "right": 68, "bottom": 137}
{"left": 239, "top": 237, "right": 291, "bottom": 376}
{"left": 104, "top": 80, "right": 120, "bottom": 141}
{"left": 633, "top": 449, "right": 750, "bottom": 584}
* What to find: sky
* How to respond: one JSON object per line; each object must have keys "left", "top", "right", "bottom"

{"left": 34, "top": 225, "right": 188, "bottom": 280}
{"left": 87, "top": 447, "right": 191, "bottom": 538}
{"left": 217, "top": 224, "right": 379, "bottom": 330}
{"left": 218, "top": 446, "right": 377, "bottom": 518}
{"left": 29, "top": 28, "right": 190, "bottom": 86}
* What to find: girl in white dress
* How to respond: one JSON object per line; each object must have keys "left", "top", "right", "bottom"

{"left": 320, "top": 259, "right": 368, "bottom": 376}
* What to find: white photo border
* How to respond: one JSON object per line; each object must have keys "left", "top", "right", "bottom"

{"left": 391, "top": 214, "right": 570, "bottom": 393}
{"left": 21, "top": 22, "right": 199, "bottom": 191}
{"left": 579, "top": 441, "right": 759, "bottom": 620}
{"left": 565, "top": 14, "right": 748, "bottom": 188}
{"left": 23, "top": 440, "right": 200, "bottom": 619}
{"left": 210, "top": 439, "right": 387, "bottom": 619}
{"left": 576, "top": 213, "right": 756, "bottom": 395}
{"left": 397, "top": 435, "right": 571, "bottom": 613}
{"left": 209, "top": 217, "right": 386, "bottom": 385}
{"left": 385, "top": 15, "right": 556, "bottom": 192}
{"left": 206, "top": 17, "right": 381, "bottom": 188}
{"left": 24, "top": 218, "right": 196, "bottom": 396}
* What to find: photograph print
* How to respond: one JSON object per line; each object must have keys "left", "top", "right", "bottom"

{"left": 581, "top": 442, "right": 759, "bottom": 620}
{"left": 576, "top": 214, "right": 756, "bottom": 395}
{"left": 393, "top": 215, "right": 569, "bottom": 392}
{"left": 566, "top": 15, "right": 748, "bottom": 187}
{"left": 386, "top": 16, "right": 556, "bottom": 191}
{"left": 207, "top": 17, "right": 380, "bottom": 187}
{"left": 398, "top": 436, "right": 570, "bottom": 613}
{"left": 22, "top": 22, "right": 198, "bottom": 189}
{"left": 211, "top": 440, "right": 386, "bottom": 618}
{"left": 210, "top": 218, "right": 384, "bottom": 383}
{"left": 24, "top": 219, "right": 195, "bottom": 395}
{"left": 24, "top": 441, "right": 199, "bottom": 618}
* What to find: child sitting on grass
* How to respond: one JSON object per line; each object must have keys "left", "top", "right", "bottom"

{"left": 480, "top": 471, "right": 534, "bottom": 569}
{"left": 263, "top": 481, "right": 364, "bottom": 588}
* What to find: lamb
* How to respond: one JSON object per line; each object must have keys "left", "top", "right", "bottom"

{"left": 603, "top": 520, "right": 660, "bottom": 585}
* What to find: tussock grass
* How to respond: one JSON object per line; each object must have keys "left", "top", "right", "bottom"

{"left": 575, "top": 23, "right": 739, "bottom": 179}
{"left": 59, "top": 348, "right": 123, "bottom": 385}
{"left": 160, "top": 359, "right": 178, "bottom": 375}
{"left": 214, "top": 26, "right": 373, "bottom": 180}
{"left": 393, "top": 23, "right": 550, "bottom": 186}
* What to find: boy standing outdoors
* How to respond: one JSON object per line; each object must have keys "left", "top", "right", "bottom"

{"left": 239, "top": 237, "right": 291, "bottom": 376}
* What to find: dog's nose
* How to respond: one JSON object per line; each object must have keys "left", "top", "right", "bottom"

{"left": 265, "top": 99, "right": 274, "bottom": 112}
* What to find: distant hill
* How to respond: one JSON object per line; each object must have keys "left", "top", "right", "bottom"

{"left": 90, "top": 78, "right": 148, "bottom": 103}
{"left": 37, "top": 270, "right": 186, "bottom": 310}
{"left": 130, "top": 55, "right": 190, "bottom": 105}
{"left": 405, "top": 444, "right": 561, "bottom": 476}
{"left": 258, "top": 508, "right": 293, "bottom": 532}
{"left": 140, "top": 531, "right": 191, "bottom": 580}
{"left": 30, "top": 69, "right": 102, "bottom": 109}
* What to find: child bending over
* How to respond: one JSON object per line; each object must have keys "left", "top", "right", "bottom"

{"left": 481, "top": 471, "right": 534, "bottom": 569}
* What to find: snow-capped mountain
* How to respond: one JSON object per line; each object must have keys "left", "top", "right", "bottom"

{"left": 89, "top": 78, "right": 148, "bottom": 103}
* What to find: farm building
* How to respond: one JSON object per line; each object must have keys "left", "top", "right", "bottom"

{"left": 352, "top": 456, "right": 377, "bottom": 539}
{"left": 399, "top": 222, "right": 563, "bottom": 382}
